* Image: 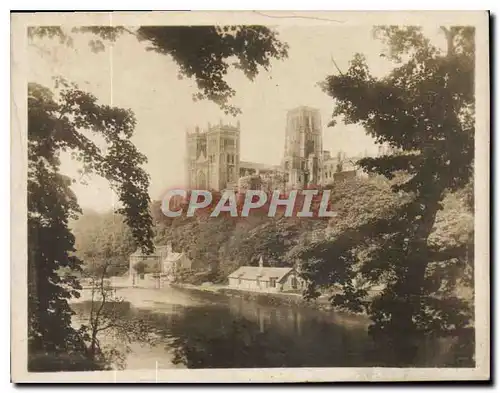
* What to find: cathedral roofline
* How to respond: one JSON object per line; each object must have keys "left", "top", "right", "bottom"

{"left": 185, "top": 120, "right": 241, "bottom": 135}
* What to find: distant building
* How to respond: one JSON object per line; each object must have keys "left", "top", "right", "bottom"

{"left": 333, "top": 170, "right": 358, "bottom": 182}
{"left": 228, "top": 257, "right": 304, "bottom": 293}
{"left": 185, "top": 121, "right": 241, "bottom": 191}
{"left": 184, "top": 106, "right": 381, "bottom": 193}
{"left": 279, "top": 106, "right": 369, "bottom": 188}
{"left": 377, "top": 144, "right": 400, "bottom": 156}
{"left": 129, "top": 243, "right": 192, "bottom": 286}
{"left": 239, "top": 161, "right": 281, "bottom": 177}
{"left": 320, "top": 150, "right": 370, "bottom": 185}
{"left": 238, "top": 161, "right": 286, "bottom": 193}
{"left": 282, "top": 106, "right": 323, "bottom": 189}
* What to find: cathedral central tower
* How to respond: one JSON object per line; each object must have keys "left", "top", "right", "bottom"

{"left": 282, "top": 106, "right": 323, "bottom": 189}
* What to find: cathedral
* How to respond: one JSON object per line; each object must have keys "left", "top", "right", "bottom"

{"left": 185, "top": 120, "right": 284, "bottom": 192}
{"left": 282, "top": 106, "right": 323, "bottom": 188}
{"left": 185, "top": 106, "right": 385, "bottom": 192}
{"left": 185, "top": 120, "right": 241, "bottom": 191}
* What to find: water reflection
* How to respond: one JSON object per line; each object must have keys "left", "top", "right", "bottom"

{"left": 71, "top": 287, "right": 474, "bottom": 369}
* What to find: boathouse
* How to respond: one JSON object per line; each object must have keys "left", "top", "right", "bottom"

{"left": 228, "top": 257, "right": 303, "bottom": 293}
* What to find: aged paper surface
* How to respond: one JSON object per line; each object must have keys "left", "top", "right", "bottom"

{"left": 11, "top": 11, "right": 489, "bottom": 382}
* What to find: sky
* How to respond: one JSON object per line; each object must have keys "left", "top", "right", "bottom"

{"left": 28, "top": 24, "right": 447, "bottom": 212}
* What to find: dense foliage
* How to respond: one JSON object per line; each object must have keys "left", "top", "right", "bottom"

{"left": 71, "top": 211, "right": 137, "bottom": 277}
{"left": 28, "top": 23, "right": 476, "bottom": 369}
{"left": 28, "top": 80, "right": 153, "bottom": 369}
{"left": 78, "top": 172, "right": 473, "bottom": 301}
{"left": 299, "top": 26, "right": 475, "bottom": 365}
{"left": 29, "top": 25, "right": 288, "bottom": 115}
{"left": 27, "top": 25, "right": 288, "bottom": 370}
{"left": 150, "top": 198, "right": 331, "bottom": 283}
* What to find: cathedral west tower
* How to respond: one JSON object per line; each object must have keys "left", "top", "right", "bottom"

{"left": 185, "top": 120, "right": 240, "bottom": 191}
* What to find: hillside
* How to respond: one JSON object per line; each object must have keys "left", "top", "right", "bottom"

{"left": 70, "top": 176, "right": 473, "bottom": 292}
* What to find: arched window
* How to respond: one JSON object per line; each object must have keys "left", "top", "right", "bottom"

{"left": 197, "top": 171, "right": 207, "bottom": 189}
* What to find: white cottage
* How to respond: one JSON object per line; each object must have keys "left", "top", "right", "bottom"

{"left": 129, "top": 242, "right": 192, "bottom": 286}
{"left": 161, "top": 245, "right": 192, "bottom": 278}
{"left": 228, "top": 257, "right": 303, "bottom": 293}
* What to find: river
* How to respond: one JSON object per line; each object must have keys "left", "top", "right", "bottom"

{"left": 70, "top": 286, "right": 474, "bottom": 369}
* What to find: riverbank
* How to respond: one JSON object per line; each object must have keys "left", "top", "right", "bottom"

{"left": 170, "top": 282, "right": 370, "bottom": 326}
{"left": 71, "top": 282, "right": 369, "bottom": 328}
{"left": 170, "top": 282, "right": 329, "bottom": 309}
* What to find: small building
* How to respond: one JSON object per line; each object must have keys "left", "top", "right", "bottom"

{"left": 129, "top": 242, "right": 192, "bottom": 286}
{"left": 162, "top": 246, "right": 192, "bottom": 279}
{"left": 228, "top": 257, "right": 303, "bottom": 293}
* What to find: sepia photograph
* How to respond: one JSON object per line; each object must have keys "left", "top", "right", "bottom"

{"left": 11, "top": 11, "right": 489, "bottom": 382}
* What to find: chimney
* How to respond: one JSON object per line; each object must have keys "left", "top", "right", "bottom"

{"left": 258, "top": 256, "right": 264, "bottom": 270}
{"left": 167, "top": 242, "right": 172, "bottom": 254}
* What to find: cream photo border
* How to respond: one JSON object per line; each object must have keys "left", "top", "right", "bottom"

{"left": 10, "top": 10, "right": 490, "bottom": 382}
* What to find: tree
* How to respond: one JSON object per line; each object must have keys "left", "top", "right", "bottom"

{"left": 28, "top": 25, "right": 288, "bottom": 367}
{"left": 300, "top": 26, "right": 474, "bottom": 365}
{"left": 28, "top": 80, "right": 154, "bottom": 369}
{"left": 335, "top": 151, "right": 344, "bottom": 173}
{"left": 223, "top": 216, "right": 328, "bottom": 270}
{"left": 28, "top": 25, "right": 289, "bottom": 115}
{"left": 132, "top": 261, "right": 149, "bottom": 276}
{"left": 72, "top": 211, "right": 137, "bottom": 277}
{"left": 76, "top": 260, "right": 157, "bottom": 369}
{"left": 427, "top": 186, "right": 474, "bottom": 296}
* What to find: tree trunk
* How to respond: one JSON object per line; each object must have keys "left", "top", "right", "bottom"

{"left": 391, "top": 197, "right": 442, "bottom": 365}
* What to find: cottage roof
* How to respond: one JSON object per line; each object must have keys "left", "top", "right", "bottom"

{"left": 131, "top": 249, "right": 146, "bottom": 257}
{"left": 164, "top": 252, "right": 183, "bottom": 263}
{"left": 228, "top": 266, "right": 294, "bottom": 283}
